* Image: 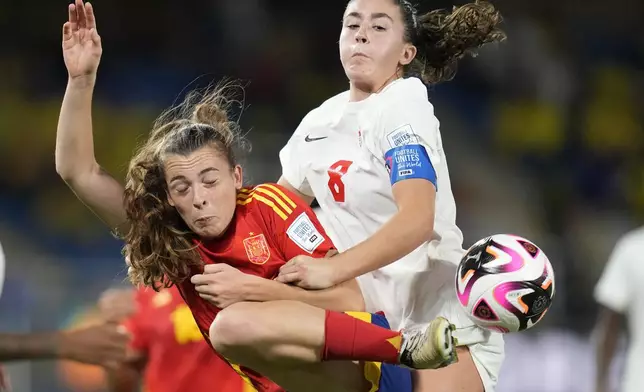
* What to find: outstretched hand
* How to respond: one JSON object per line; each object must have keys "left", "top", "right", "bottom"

{"left": 62, "top": 0, "right": 102, "bottom": 79}
{"left": 60, "top": 321, "right": 130, "bottom": 370}
{"left": 275, "top": 255, "right": 338, "bottom": 290}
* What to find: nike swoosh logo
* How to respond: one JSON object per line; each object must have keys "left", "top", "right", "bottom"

{"left": 305, "top": 135, "right": 328, "bottom": 142}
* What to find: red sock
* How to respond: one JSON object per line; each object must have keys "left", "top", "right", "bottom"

{"left": 321, "top": 310, "right": 401, "bottom": 364}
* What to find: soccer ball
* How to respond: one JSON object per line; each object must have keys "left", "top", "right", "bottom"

{"left": 455, "top": 234, "right": 555, "bottom": 333}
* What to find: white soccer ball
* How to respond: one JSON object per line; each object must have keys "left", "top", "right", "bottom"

{"left": 455, "top": 234, "right": 555, "bottom": 333}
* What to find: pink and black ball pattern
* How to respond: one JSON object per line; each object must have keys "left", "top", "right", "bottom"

{"left": 456, "top": 235, "right": 555, "bottom": 332}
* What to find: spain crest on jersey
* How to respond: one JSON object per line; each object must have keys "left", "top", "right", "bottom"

{"left": 243, "top": 233, "right": 271, "bottom": 265}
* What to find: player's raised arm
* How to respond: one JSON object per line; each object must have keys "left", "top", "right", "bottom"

{"left": 56, "top": 0, "right": 128, "bottom": 234}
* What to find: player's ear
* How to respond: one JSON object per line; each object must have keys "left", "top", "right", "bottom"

{"left": 399, "top": 43, "right": 416, "bottom": 66}
{"left": 232, "top": 165, "right": 243, "bottom": 190}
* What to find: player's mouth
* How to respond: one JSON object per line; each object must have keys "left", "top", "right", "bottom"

{"left": 195, "top": 216, "right": 215, "bottom": 225}
{"left": 352, "top": 52, "right": 369, "bottom": 59}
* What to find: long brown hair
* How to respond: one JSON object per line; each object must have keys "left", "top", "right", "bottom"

{"left": 123, "top": 82, "right": 249, "bottom": 290}
{"left": 396, "top": 0, "right": 506, "bottom": 84}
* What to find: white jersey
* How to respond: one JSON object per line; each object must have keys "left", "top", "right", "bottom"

{"left": 280, "top": 77, "right": 465, "bottom": 329}
{"left": 594, "top": 227, "right": 644, "bottom": 392}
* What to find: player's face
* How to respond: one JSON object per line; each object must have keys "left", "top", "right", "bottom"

{"left": 163, "top": 146, "right": 242, "bottom": 239}
{"left": 340, "top": 0, "right": 416, "bottom": 92}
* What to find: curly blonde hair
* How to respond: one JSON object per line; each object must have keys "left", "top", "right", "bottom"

{"left": 123, "top": 82, "right": 250, "bottom": 290}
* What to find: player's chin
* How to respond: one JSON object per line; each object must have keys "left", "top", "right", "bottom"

{"left": 193, "top": 223, "right": 227, "bottom": 240}
{"left": 346, "top": 68, "right": 376, "bottom": 88}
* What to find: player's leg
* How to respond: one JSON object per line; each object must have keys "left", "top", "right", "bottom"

{"left": 413, "top": 336, "right": 505, "bottom": 392}
{"left": 412, "top": 289, "right": 505, "bottom": 392}
{"left": 210, "top": 301, "right": 365, "bottom": 392}
{"left": 413, "top": 347, "right": 482, "bottom": 392}
{"left": 211, "top": 302, "right": 414, "bottom": 392}
{"left": 210, "top": 300, "right": 455, "bottom": 369}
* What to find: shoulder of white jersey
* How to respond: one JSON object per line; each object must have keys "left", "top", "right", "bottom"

{"left": 373, "top": 77, "right": 435, "bottom": 122}
{"left": 614, "top": 226, "right": 644, "bottom": 252}
{"left": 236, "top": 183, "right": 299, "bottom": 221}
{"left": 381, "top": 77, "right": 429, "bottom": 104}
{"left": 367, "top": 77, "right": 439, "bottom": 149}
{"left": 293, "top": 90, "right": 349, "bottom": 135}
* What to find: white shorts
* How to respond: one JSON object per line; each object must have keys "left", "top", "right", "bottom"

{"left": 436, "top": 284, "right": 505, "bottom": 392}
{"left": 357, "top": 260, "right": 505, "bottom": 392}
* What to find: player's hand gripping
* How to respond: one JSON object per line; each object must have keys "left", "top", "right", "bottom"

{"left": 60, "top": 322, "right": 130, "bottom": 370}
{"left": 191, "top": 264, "right": 260, "bottom": 308}
{"left": 276, "top": 255, "right": 338, "bottom": 290}
{"left": 62, "top": 0, "right": 102, "bottom": 80}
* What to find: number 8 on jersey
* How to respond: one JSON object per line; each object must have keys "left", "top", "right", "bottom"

{"left": 327, "top": 160, "right": 353, "bottom": 203}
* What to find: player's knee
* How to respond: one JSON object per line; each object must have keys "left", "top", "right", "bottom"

{"left": 209, "top": 303, "right": 264, "bottom": 357}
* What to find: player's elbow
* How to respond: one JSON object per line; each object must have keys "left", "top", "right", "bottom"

{"left": 55, "top": 158, "right": 97, "bottom": 185}
{"left": 55, "top": 162, "right": 75, "bottom": 182}
{"left": 54, "top": 149, "right": 78, "bottom": 181}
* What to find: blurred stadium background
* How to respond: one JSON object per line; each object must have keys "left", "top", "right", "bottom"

{"left": 1, "top": 0, "right": 642, "bottom": 390}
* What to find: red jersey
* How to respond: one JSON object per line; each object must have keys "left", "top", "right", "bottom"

{"left": 177, "top": 183, "right": 335, "bottom": 392}
{"left": 124, "top": 286, "right": 254, "bottom": 392}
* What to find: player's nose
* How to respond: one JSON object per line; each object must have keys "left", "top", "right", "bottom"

{"left": 355, "top": 26, "right": 368, "bottom": 43}
{"left": 192, "top": 185, "right": 209, "bottom": 208}
{"left": 193, "top": 198, "right": 207, "bottom": 208}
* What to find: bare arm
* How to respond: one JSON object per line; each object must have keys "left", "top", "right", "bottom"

{"left": 328, "top": 179, "right": 435, "bottom": 283}
{"left": 277, "top": 177, "right": 315, "bottom": 206}
{"left": 56, "top": 77, "right": 129, "bottom": 234}
{"left": 192, "top": 264, "right": 365, "bottom": 313}
{"left": 243, "top": 278, "right": 365, "bottom": 312}
{"left": 57, "top": 1, "right": 129, "bottom": 234}
{"left": 0, "top": 333, "right": 64, "bottom": 361}
{"left": 594, "top": 307, "right": 623, "bottom": 392}
{"left": 0, "top": 322, "right": 128, "bottom": 366}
